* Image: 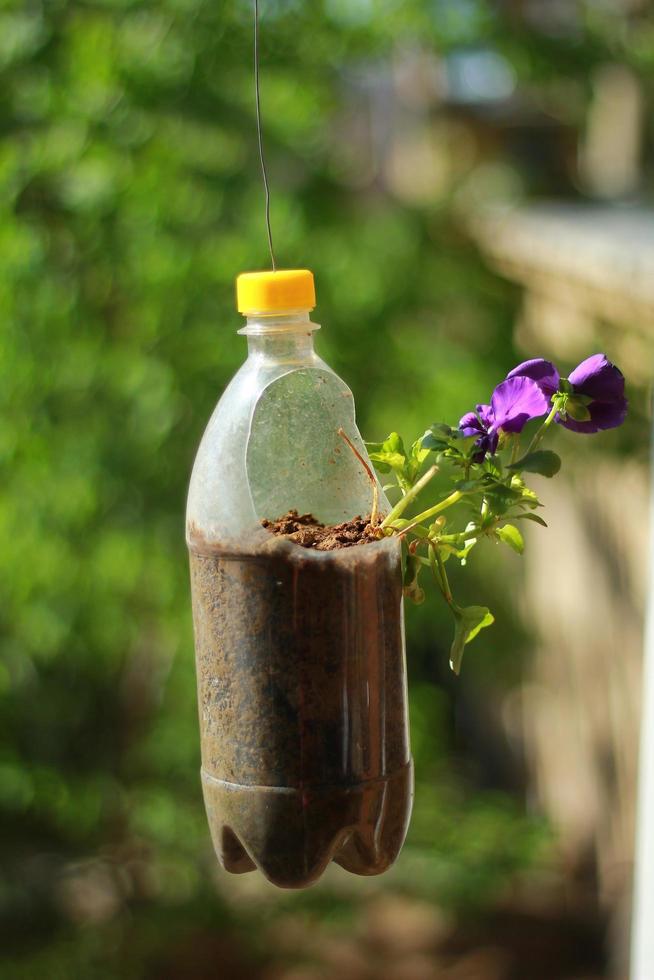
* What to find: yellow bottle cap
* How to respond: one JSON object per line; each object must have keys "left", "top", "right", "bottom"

{"left": 236, "top": 269, "right": 316, "bottom": 315}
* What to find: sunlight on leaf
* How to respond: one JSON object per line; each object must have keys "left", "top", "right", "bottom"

{"left": 496, "top": 523, "right": 524, "bottom": 554}
{"left": 449, "top": 605, "right": 495, "bottom": 675}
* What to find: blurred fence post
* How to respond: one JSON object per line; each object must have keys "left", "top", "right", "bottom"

{"left": 470, "top": 203, "right": 653, "bottom": 974}
{"left": 631, "top": 438, "right": 654, "bottom": 979}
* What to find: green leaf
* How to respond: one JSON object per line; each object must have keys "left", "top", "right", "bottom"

{"left": 484, "top": 454, "right": 503, "bottom": 478}
{"left": 423, "top": 423, "right": 453, "bottom": 442}
{"left": 368, "top": 450, "right": 405, "bottom": 472}
{"left": 515, "top": 513, "right": 548, "bottom": 528}
{"left": 482, "top": 483, "right": 522, "bottom": 515}
{"left": 449, "top": 606, "right": 495, "bottom": 674}
{"left": 518, "top": 486, "right": 542, "bottom": 507}
{"left": 404, "top": 436, "right": 432, "bottom": 484}
{"left": 367, "top": 432, "right": 409, "bottom": 479}
{"left": 367, "top": 458, "right": 391, "bottom": 474}
{"left": 422, "top": 423, "right": 463, "bottom": 453}
{"left": 457, "top": 538, "right": 478, "bottom": 565}
{"left": 565, "top": 396, "right": 592, "bottom": 422}
{"left": 508, "top": 450, "right": 561, "bottom": 478}
{"left": 511, "top": 475, "right": 541, "bottom": 500}
{"left": 421, "top": 433, "right": 449, "bottom": 452}
{"left": 496, "top": 523, "right": 524, "bottom": 554}
{"left": 366, "top": 432, "right": 405, "bottom": 457}
{"left": 403, "top": 554, "right": 425, "bottom": 605}
{"left": 411, "top": 437, "right": 431, "bottom": 465}
{"left": 369, "top": 431, "right": 434, "bottom": 489}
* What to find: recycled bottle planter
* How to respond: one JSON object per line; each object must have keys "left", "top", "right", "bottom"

{"left": 186, "top": 270, "right": 413, "bottom": 888}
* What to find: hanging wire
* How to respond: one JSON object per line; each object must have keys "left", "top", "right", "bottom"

{"left": 254, "top": 0, "right": 277, "bottom": 270}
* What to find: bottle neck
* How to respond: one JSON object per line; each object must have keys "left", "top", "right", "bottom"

{"left": 238, "top": 310, "right": 319, "bottom": 362}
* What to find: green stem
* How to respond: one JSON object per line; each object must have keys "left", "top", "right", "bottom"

{"left": 525, "top": 403, "right": 558, "bottom": 455}
{"left": 429, "top": 544, "right": 453, "bottom": 605}
{"left": 439, "top": 531, "right": 471, "bottom": 545}
{"left": 400, "top": 488, "right": 464, "bottom": 529}
{"left": 381, "top": 464, "right": 438, "bottom": 528}
{"left": 510, "top": 434, "right": 521, "bottom": 465}
{"left": 395, "top": 517, "right": 426, "bottom": 540}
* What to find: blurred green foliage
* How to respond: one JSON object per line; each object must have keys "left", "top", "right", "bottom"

{"left": 1, "top": 0, "right": 651, "bottom": 976}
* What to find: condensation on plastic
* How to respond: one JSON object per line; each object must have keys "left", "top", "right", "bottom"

{"left": 186, "top": 311, "right": 413, "bottom": 888}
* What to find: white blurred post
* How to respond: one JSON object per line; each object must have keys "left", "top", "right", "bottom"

{"left": 631, "top": 443, "right": 654, "bottom": 979}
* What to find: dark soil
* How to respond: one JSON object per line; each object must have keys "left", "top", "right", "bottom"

{"left": 261, "top": 509, "right": 381, "bottom": 550}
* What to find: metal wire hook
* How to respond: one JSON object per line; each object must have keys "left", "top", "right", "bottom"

{"left": 254, "top": 0, "right": 277, "bottom": 270}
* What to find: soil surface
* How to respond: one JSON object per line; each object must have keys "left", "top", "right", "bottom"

{"left": 261, "top": 509, "right": 382, "bottom": 551}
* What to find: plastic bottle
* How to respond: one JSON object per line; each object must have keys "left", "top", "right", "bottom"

{"left": 186, "top": 269, "right": 413, "bottom": 888}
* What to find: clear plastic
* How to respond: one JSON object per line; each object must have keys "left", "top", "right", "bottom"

{"left": 186, "top": 309, "right": 413, "bottom": 888}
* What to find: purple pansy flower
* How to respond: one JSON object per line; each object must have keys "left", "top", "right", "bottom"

{"left": 507, "top": 358, "right": 560, "bottom": 399}
{"left": 563, "top": 354, "right": 627, "bottom": 433}
{"left": 491, "top": 376, "right": 550, "bottom": 433}
{"left": 460, "top": 403, "right": 497, "bottom": 460}
{"left": 507, "top": 353, "right": 627, "bottom": 434}
{"left": 459, "top": 376, "right": 550, "bottom": 461}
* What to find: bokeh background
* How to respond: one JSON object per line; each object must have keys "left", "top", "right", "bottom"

{"left": 2, "top": 1, "right": 652, "bottom": 978}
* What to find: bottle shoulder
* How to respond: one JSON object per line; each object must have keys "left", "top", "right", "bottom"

{"left": 207, "top": 351, "right": 350, "bottom": 431}
{"left": 186, "top": 353, "right": 380, "bottom": 545}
